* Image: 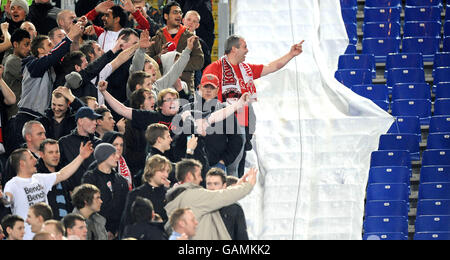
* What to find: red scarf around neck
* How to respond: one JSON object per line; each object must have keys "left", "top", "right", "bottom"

{"left": 162, "top": 25, "right": 187, "bottom": 50}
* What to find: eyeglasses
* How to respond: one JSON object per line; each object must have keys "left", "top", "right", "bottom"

{"left": 171, "top": 10, "right": 183, "bottom": 15}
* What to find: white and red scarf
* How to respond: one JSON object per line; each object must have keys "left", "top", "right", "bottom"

{"left": 118, "top": 156, "right": 133, "bottom": 191}
{"left": 220, "top": 55, "right": 257, "bottom": 104}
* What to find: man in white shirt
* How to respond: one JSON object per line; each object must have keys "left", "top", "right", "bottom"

{"left": 98, "top": 5, "right": 127, "bottom": 52}
{"left": 0, "top": 142, "right": 93, "bottom": 240}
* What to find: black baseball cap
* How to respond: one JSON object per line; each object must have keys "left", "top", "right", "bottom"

{"left": 75, "top": 107, "right": 102, "bottom": 121}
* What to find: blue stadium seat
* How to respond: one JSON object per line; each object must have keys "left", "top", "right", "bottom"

{"left": 405, "top": 0, "right": 443, "bottom": 7}
{"left": 391, "top": 99, "right": 432, "bottom": 125}
{"left": 417, "top": 199, "right": 450, "bottom": 216}
{"left": 414, "top": 232, "right": 450, "bottom": 240}
{"left": 388, "top": 116, "right": 421, "bottom": 140}
{"left": 420, "top": 166, "right": 450, "bottom": 183}
{"left": 363, "top": 7, "right": 401, "bottom": 23}
{"left": 341, "top": 7, "right": 357, "bottom": 24}
{"left": 422, "top": 149, "right": 450, "bottom": 166}
{"left": 436, "top": 83, "right": 450, "bottom": 99}
{"left": 344, "top": 23, "right": 358, "bottom": 45}
{"left": 404, "top": 21, "right": 442, "bottom": 38}
{"left": 434, "top": 98, "right": 450, "bottom": 116}
{"left": 402, "top": 37, "right": 441, "bottom": 61}
{"left": 445, "top": 21, "right": 450, "bottom": 37}
{"left": 368, "top": 166, "right": 411, "bottom": 184}
{"left": 429, "top": 115, "right": 450, "bottom": 133}
{"left": 434, "top": 68, "right": 450, "bottom": 86}
{"left": 365, "top": 200, "right": 409, "bottom": 216}
{"left": 364, "top": 232, "right": 408, "bottom": 240}
{"left": 427, "top": 133, "right": 450, "bottom": 149}
{"left": 386, "top": 68, "right": 426, "bottom": 89}
{"left": 392, "top": 83, "right": 431, "bottom": 100}
{"left": 419, "top": 182, "right": 450, "bottom": 200}
{"left": 370, "top": 150, "right": 412, "bottom": 169}
{"left": 365, "top": 0, "right": 402, "bottom": 8}
{"left": 362, "top": 38, "right": 401, "bottom": 62}
{"left": 444, "top": 36, "right": 450, "bottom": 52}
{"left": 335, "top": 69, "right": 373, "bottom": 88}
{"left": 366, "top": 183, "right": 409, "bottom": 201}
{"left": 378, "top": 133, "right": 420, "bottom": 160}
{"left": 415, "top": 215, "right": 450, "bottom": 232}
{"left": 433, "top": 52, "right": 450, "bottom": 68}
{"left": 363, "top": 22, "right": 401, "bottom": 39}
{"left": 351, "top": 84, "right": 389, "bottom": 102}
{"left": 340, "top": 0, "right": 357, "bottom": 8}
{"left": 404, "top": 6, "right": 442, "bottom": 22}
{"left": 338, "top": 54, "right": 376, "bottom": 77}
{"left": 385, "top": 53, "right": 424, "bottom": 77}
{"left": 364, "top": 216, "right": 408, "bottom": 234}
{"left": 345, "top": 44, "right": 357, "bottom": 54}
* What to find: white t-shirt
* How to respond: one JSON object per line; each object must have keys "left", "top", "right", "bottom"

{"left": 4, "top": 173, "right": 57, "bottom": 240}
{"left": 98, "top": 29, "right": 122, "bottom": 53}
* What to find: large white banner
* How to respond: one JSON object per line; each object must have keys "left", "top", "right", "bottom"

{"left": 232, "top": 0, "right": 395, "bottom": 239}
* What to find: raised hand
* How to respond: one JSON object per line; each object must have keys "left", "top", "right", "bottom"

{"left": 290, "top": 40, "right": 305, "bottom": 57}
{"left": 95, "top": 0, "right": 115, "bottom": 13}
{"left": 139, "top": 30, "right": 154, "bottom": 49}
{"left": 79, "top": 141, "right": 94, "bottom": 160}
{"left": 186, "top": 35, "right": 198, "bottom": 51}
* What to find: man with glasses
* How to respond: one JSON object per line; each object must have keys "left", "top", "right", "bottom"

{"left": 147, "top": 1, "right": 204, "bottom": 93}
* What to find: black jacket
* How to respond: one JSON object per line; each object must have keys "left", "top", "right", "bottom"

{"left": 82, "top": 168, "right": 129, "bottom": 234}
{"left": 37, "top": 97, "right": 84, "bottom": 141}
{"left": 122, "top": 221, "right": 168, "bottom": 240}
{"left": 27, "top": 2, "right": 61, "bottom": 35}
{"left": 58, "top": 129, "right": 102, "bottom": 191}
{"left": 220, "top": 203, "right": 249, "bottom": 240}
{"left": 120, "top": 182, "right": 168, "bottom": 237}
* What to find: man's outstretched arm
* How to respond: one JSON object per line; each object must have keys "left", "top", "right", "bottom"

{"left": 261, "top": 40, "right": 305, "bottom": 77}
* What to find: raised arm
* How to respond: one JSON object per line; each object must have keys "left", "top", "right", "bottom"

{"left": 54, "top": 141, "right": 93, "bottom": 185}
{"left": 260, "top": 40, "right": 304, "bottom": 77}
{"left": 98, "top": 80, "right": 133, "bottom": 119}
{"left": 0, "top": 65, "right": 16, "bottom": 105}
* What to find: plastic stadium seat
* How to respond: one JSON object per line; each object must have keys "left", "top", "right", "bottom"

{"left": 378, "top": 133, "right": 420, "bottom": 160}
{"left": 404, "top": 6, "right": 442, "bottom": 22}
{"left": 340, "top": 0, "right": 357, "bottom": 8}
{"left": 433, "top": 52, "right": 450, "bottom": 68}
{"left": 344, "top": 23, "right": 358, "bottom": 45}
{"left": 436, "top": 83, "right": 450, "bottom": 99}
{"left": 351, "top": 84, "right": 388, "bottom": 102}
{"left": 427, "top": 133, "right": 450, "bottom": 149}
{"left": 363, "top": 216, "right": 408, "bottom": 234}
{"left": 364, "top": 232, "right": 408, "bottom": 240}
{"left": 363, "top": 7, "right": 401, "bottom": 23}
{"left": 434, "top": 98, "right": 450, "bottom": 116}
{"left": 345, "top": 44, "right": 357, "bottom": 54}
{"left": 363, "top": 22, "right": 401, "bottom": 39}
{"left": 335, "top": 69, "right": 373, "bottom": 88}
{"left": 414, "top": 232, "right": 450, "bottom": 240}
{"left": 445, "top": 22, "right": 450, "bottom": 37}
{"left": 392, "top": 83, "right": 431, "bottom": 100}
{"left": 370, "top": 150, "right": 412, "bottom": 168}
{"left": 386, "top": 68, "right": 426, "bottom": 89}
{"left": 388, "top": 116, "right": 421, "bottom": 139}
{"left": 405, "top": 0, "right": 443, "bottom": 7}
{"left": 434, "top": 68, "right": 450, "bottom": 85}
{"left": 341, "top": 7, "right": 357, "bottom": 24}
{"left": 362, "top": 38, "right": 401, "bottom": 62}
{"left": 366, "top": 183, "right": 409, "bottom": 201}
{"left": 422, "top": 149, "right": 450, "bottom": 166}
{"left": 368, "top": 166, "right": 411, "bottom": 184}
{"left": 419, "top": 182, "right": 450, "bottom": 200}
{"left": 420, "top": 166, "right": 450, "bottom": 183}
{"left": 402, "top": 37, "right": 441, "bottom": 61}
{"left": 415, "top": 215, "right": 450, "bottom": 232}
{"left": 385, "top": 53, "right": 424, "bottom": 76}
{"left": 444, "top": 37, "right": 450, "bottom": 52}
{"left": 391, "top": 99, "right": 432, "bottom": 125}
{"left": 365, "top": 200, "right": 409, "bottom": 216}
{"left": 338, "top": 54, "right": 376, "bottom": 77}
{"left": 417, "top": 199, "right": 450, "bottom": 216}
{"left": 404, "top": 21, "right": 442, "bottom": 38}
{"left": 365, "top": 0, "right": 402, "bottom": 8}
{"left": 429, "top": 115, "right": 450, "bottom": 133}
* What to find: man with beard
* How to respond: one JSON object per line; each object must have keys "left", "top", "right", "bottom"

{"left": 58, "top": 107, "right": 103, "bottom": 192}
{"left": 37, "top": 87, "right": 85, "bottom": 141}
{"left": 36, "top": 138, "right": 72, "bottom": 220}
{"left": 3, "top": 28, "right": 30, "bottom": 119}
